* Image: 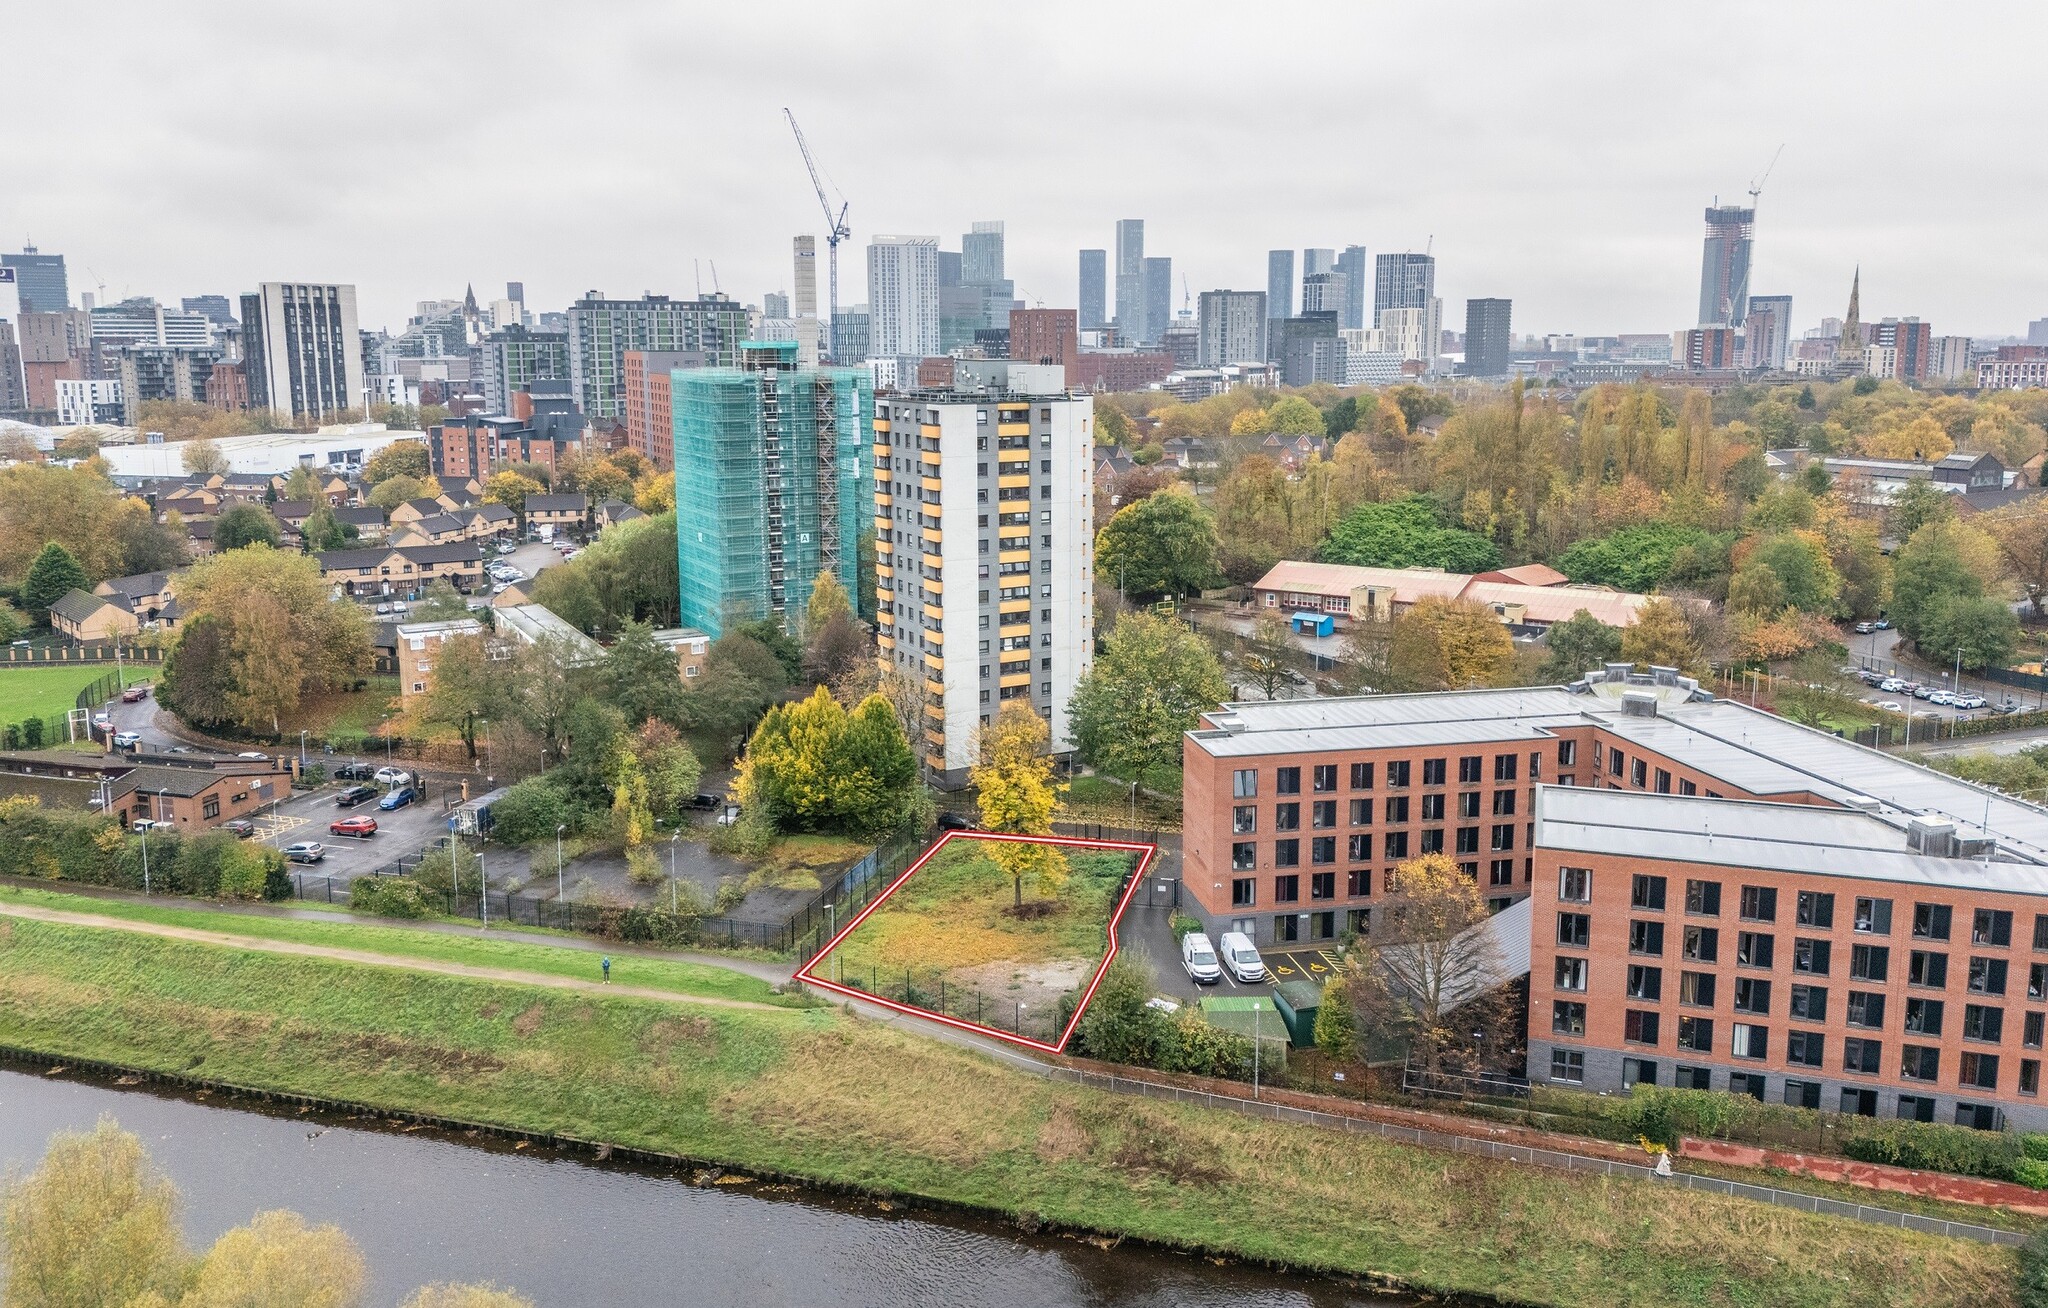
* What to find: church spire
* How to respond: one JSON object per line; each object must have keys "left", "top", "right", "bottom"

{"left": 1836, "top": 267, "right": 1865, "bottom": 371}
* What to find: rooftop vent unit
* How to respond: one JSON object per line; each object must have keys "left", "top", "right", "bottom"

{"left": 1211, "top": 713, "right": 1246, "bottom": 735}
{"left": 1621, "top": 690, "right": 1659, "bottom": 718}
{"left": 1651, "top": 665, "right": 1679, "bottom": 687}
{"left": 1603, "top": 662, "right": 1632, "bottom": 683}
{"left": 1907, "top": 816, "right": 1958, "bottom": 858}
{"left": 1958, "top": 836, "right": 1997, "bottom": 860}
{"left": 1841, "top": 796, "right": 1883, "bottom": 814}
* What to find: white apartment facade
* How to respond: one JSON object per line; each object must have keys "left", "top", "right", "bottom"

{"left": 866, "top": 236, "right": 939, "bottom": 359}
{"left": 56, "top": 377, "right": 124, "bottom": 426}
{"left": 1379, "top": 299, "right": 1442, "bottom": 365}
{"left": 872, "top": 363, "right": 1093, "bottom": 786}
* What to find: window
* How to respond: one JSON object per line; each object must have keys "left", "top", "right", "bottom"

{"left": 1843, "top": 1038, "right": 1882, "bottom": 1075}
{"left": 1274, "top": 875, "right": 1300, "bottom": 903}
{"left": 1486, "top": 823, "right": 1513, "bottom": 852}
{"left": 1232, "top": 878, "right": 1256, "bottom": 907}
{"left": 1552, "top": 1001, "right": 1586, "bottom": 1036}
{"left": 1383, "top": 832, "right": 1409, "bottom": 859}
{"left": 1233, "top": 806, "right": 1257, "bottom": 834}
{"left": 1622, "top": 1058, "right": 1659, "bottom": 1088}
{"left": 1348, "top": 834, "right": 1372, "bottom": 862}
{"left": 1311, "top": 800, "right": 1337, "bottom": 828}
{"left": 1674, "top": 1065, "right": 1711, "bottom": 1090}
{"left": 1850, "top": 944, "right": 1890, "bottom": 982}
{"left": 2029, "top": 1062, "right": 2044, "bottom": 1096}
{"left": 1557, "top": 912, "right": 1590, "bottom": 948}
{"left": 1421, "top": 758, "right": 1446, "bottom": 786}
{"left": 1347, "top": 868, "right": 1371, "bottom": 897}
{"left": 1276, "top": 767, "right": 1301, "bottom": 795}
{"left": 1730, "top": 1024, "right": 1768, "bottom": 1061}
{"left": 1740, "top": 886, "right": 1778, "bottom": 922}
{"left": 1677, "top": 1016, "right": 1713, "bottom": 1052}
{"left": 1273, "top": 914, "right": 1299, "bottom": 942}
{"left": 1385, "top": 796, "right": 1410, "bottom": 824}
{"left": 1790, "top": 984, "right": 1828, "bottom": 1022}
{"left": 1653, "top": 768, "right": 1672, "bottom": 794}
{"left": 1686, "top": 879, "right": 1722, "bottom": 916}
{"left": 1310, "top": 836, "right": 1336, "bottom": 865}
{"left": 1233, "top": 769, "right": 1258, "bottom": 798}
{"left": 1736, "top": 932, "right": 1774, "bottom": 969}
{"left": 1459, "top": 792, "right": 1481, "bottom": 819}
{"left": 1629, "top": 920, "right": 1665, "bottom": 957}
{"left": 1558, "top": 740, "right": 1578, "bottom": 767}
{"left": 1734, "top": 977, "right": 1772, "bottom": 1015}
{"left": 1630, "top": 759, "right": 1647, "bottom": 787}
{"left": 1274, "top": 803, "right": 1300, "bottom": 831}
{"left": 1549, "top": 1049, "right": 1585, "bottom": 1083}
{"left": 1232, "top": 842, "right": 1256, "bottom": 871}
{"left": 1555, "top": 957, "right": 1588, "bottom": 992}
{"left": 1385, "top": 761, "right": 1410, "bottom": 788}
{"left": 1975, "top": 909, "right": 2014, "bottom": 947}
{"left": 1793, "top": 938, "right": 1831, "bottom": 976}
{"left": 1313, "top": 764, "right": 1337, "bottom": 793}
{"left": 1909, "top": 950, "right": 1947, "bottom": 987}
{"left": 1420, "top": 794, "right": 1445, "bottom": 822}
{"left": 1625, "top": 1010, "right": 1661, "bottom": 1045}
{"left": 1559, "top": 867, "right": 1591, "bottom": 902}
{"left": 1684, "top": 925, "right": 1719, "bottom": 963}
{"left": 1855, "top": 897, "right": 1893, "bottom": 935}
{"left": 1455, "top": 827, "right": 1480, "bottom": 854}
{"left": 1679, "top": 779, "right": 1698, "bottom": 796}
{"left": 1336, "top": 797, "right": 1367, "bottom": 830}
{"left": 1841, "top": 1087, "right": 1878, "bottom": 1116}
{"left": 1847, "top": 991, "right": 1886, "bottom": 1028}
{"left": 1631, "top": 874, "right": 1667, "bottom": 911}
{"left": 1350, "top": 762, "right": 1372, "bottom": 789}
{"left": 1913, "top": 902, "right": 1952, "bottom": 941}
{"left": 1609, "top": 748, "right": 1624, "bottom": 777}
{"left": 1492, "top": 790, "right": 1516, "bottom": 816}
{"left": 1784, "top": 1079, "right": 1822, "bottom": 1110}
{"left": 1273, "top": 840, "right": 1299, "bottom": 868}
{"left": 2037, "top": 914, "right": 2048, "bottom": 950}
{"left": 1680, "top": 971, "right": 1717, "bottom": 1007}
{"left": 1459, "top": 755, "right": 1483, "bottom": 783}
{"left": 2029, "top": 1011, "right": 2045, "bottom": 1049}
{"left": 1965, "top": 1004, "right": 2005, "bottom": 1043}
{"left": 2034, "top": 963, "right": 2048, "bottom": 1000}
{"left": 1970, "top": 957, "right": 2010, "bottom": 996}
{"left": 1960, "top": 1052, "right": 2000, "bottom": 1091}
{"left": 1787, "top": 1031, "right": 1824, "bottom": 1068}
{"left": 1897, "top": 1095, "right": 1936, "bottom": 1122}
{"left": 1905, "top": 996, "right": 1945, "bottom": 1036}
{"left": 1489, "top": 858, "right": 1516, "bottom": 886}
{"left": 1797, "top": 891, "right": 1835, "bottom": 929}
{"left": 1627, "top": 964, "right": 1663, "bottom": 1000}
{"left": 1494, "top": 753, "right": 1518, "bottom": 782}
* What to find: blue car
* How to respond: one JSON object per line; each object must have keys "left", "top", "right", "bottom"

{"left": 377, "top": 786, "right": 417, "bottom": 812}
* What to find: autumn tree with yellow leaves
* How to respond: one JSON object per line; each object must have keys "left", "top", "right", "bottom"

{"left": 971, "top": 701, "right": 1068, "bottom": 901}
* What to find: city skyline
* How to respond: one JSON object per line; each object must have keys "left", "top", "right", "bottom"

{"left": 3, "top": 3, "right": 2045, "bottom": 340}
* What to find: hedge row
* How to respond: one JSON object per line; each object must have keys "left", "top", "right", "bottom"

{"left": 0, "top": 799, "right": 290, "bottom": 901}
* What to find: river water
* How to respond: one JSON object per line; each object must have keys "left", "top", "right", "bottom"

{"left": 0, "top": 1067, "right": 1407, "bottom": 1307}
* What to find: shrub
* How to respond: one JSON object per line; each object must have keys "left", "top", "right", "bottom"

{"left": 1169, "top": 914, "right": 1203, "bottom": 938}
{"left": 625, "top": 847, "right": 663, "bottom": 887}
{"left": 1153, "top": 1010, "right": 1256, "bottom": 1080}
{"left": 2024, "top": 1133, "right": 2048, "bottom": 1162}
{"left": 1841, "top": 1117, "right": 2024, "bottom": 1180}
{"left": 2020, "top": 1228, "right": 2048, "bottom": 1308}
{"left": 2013, "top": 1157, "right": 2048, "bottom": 1190}
{"left": 349, "top": 876, "right": 436, "bottom": 919}
{"left": 488, "top": 776, "right": 582, "bottom": 846}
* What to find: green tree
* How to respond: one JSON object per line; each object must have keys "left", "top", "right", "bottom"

{"left": 415, "top": 632, "right": 499, "bottom": 760}
{"left": 484, "top": 469, "right": 546, "bottom": 514}
{"left": 1892, "top": 519, "right": 2005, "bottom": 647}
{"left": 738, "top": 686, "right": 915, "bottom": 837}
{"left": 1321, "top": 496, "right": 1501, "bottom": 572}
{"left": 733, "top": 618, "right": 803, "bottom": 680}
{"left": 1917, "top": 595, "right": 2020, "bottom": 672}
{"left": 1263, "top": 394, "right": 1327, "bottom": 435}
{"left": 1313, "top": 967, "right": 1359, "bottom": 1061}
{"left": 411, "top": 578, "right": 472, "bottom": 622}
{"left": 213, "top": 503, "right": 284, "bottom": 552}
{"left": 0, "top": 599, "right": 26, "bottom": 644}
{"left": 281, "top": 464, "right": 323, "bottom": 502}
{"left": 1889, "top": 478, "right": 1955, "bottom": 541}
{"left": 362, "top": 440, "right": 432, "bottom": 484}
{"left": 1094, "top": 402, "right": 1135, "bottom": 448}
{"left": 0, "top": 1119, "right": 190, "bottom": 1307}
{"left": 159, "top": 612, "right": 236, "bottom": 726}
{"left": 108, "top": 499, "right": 191, "bottom": 574}
{"left": 603, "top": 620, "right": 685, "bottom": 728}
{"left": 179, "top": 1208, "right": 366, "bottom": 1308}
{"left": 368, "top": 474, "right": 439, "bottom": 512}
{"left": 804, "top": 570, "right": 854, "bottom": 634}
{"left": 1730, "top": 533, "right": 1841, "bottom": 617}
{"left": 1374, "top": 853, "right": 1511, "bottom": 1075}
{"left": 1094, "top": 486, "right": 1220, "bottom": 600}
{"left": 1536, "top": 610, "right": 1623, "bottom": 683}
{"left": 300, "top": 501, "right": 358, "bottom": 553}
{"left": 1556, "top": 521, "right": 1725, "bottom": 593}
{"left": 1069, "top": 609, "right": 1228, "bottom": 786}
{"left": 20, "top": 542, "right": 90, "bottom": 622}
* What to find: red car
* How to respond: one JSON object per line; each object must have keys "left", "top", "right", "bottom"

{"left": 328, "top": 816, "right": 378, "bottom": 839}
{"left": 121, "top": 686, "right": 150, "bottom": 703}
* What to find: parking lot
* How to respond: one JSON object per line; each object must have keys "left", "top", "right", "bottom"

{"left": 266, "top": 771, "right": 456, "bottom": 889}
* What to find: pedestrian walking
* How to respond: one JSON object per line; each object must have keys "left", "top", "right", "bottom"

{"left": 601, "top": 956, "right": 611, "bottom": 984}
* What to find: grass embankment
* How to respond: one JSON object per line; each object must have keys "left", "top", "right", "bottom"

{"left": 0, "top": 914, "right": 2014, "bottom": 1307}
{"left": 821, "top": 840, "right": 1129, "bottom": 978}
{"left": 0, "top": 885, "right": 798, "bottom": 1008}
{"left": 0, "top": 665, "right": 149, "bottom": 720}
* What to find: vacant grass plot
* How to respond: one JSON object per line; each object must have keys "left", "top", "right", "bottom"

{"left": 801, "top": 834, "right": 1142, "bottom": 1046}
{"left": 0, "top": 915, "right": 2017, "bottom": 1307}
{"left": 0, "top": 665, "right": 149, "bottom": 723}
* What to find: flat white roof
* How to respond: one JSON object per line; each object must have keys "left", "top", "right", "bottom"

{"left": 99, "top": 429, "right": 426, "bottom": 480}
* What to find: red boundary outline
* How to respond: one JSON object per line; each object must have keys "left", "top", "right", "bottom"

{"left": 793, "top": 829, "right": 1158, "bottom": 1054}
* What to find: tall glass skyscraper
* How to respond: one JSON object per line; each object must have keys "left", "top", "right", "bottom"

{"left": 1078, "top": 250, "right": 1106, "bottom": 330}
{"left": 2, "top": 246, "right": 68, "bottom": 313}
{"left": 1698, "top": 204, "right": 1755, "bottom": 327}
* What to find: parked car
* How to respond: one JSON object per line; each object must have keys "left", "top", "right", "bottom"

{"left": 334, "top": 784, "right": 378, "bottom": 808}
{"left": 1913, "top": 685, "right": 1940, "bottom": 701}
{"left": 1217, "top": 932, "right": 1267, "bottom": 984}
{"left": 329, "top": 816, "right": 378, "bottom": 838}
{"left": 221, "top": 819, "right": 256, "bottom": 839}
{"left": 333, "top": 762, "right": 376, "bottom": 781}
{"left": 1181, "top": 931, "right": 1223, "bottom": 985}
{"left": 937, "top": 811, "right": 973, "bottom": 831}
{"left": 92, "top": 714, "right": 112, "bottom": 731}
{"left": 374, "top": 603, "right": 393, "bottom": 615}
{"left": 1873, "top": 618, "right": 1892, "bottom": 630}
{"left": 121, "top": 686, "right": 150, "bottom": 703}
{"left": 1874, "top": 701, "right": 1904, "bottom": 712}
{"left": 373, "top": 766, "right": 412, "bottom": 786}
{"left": 687, "top": 793, "right": 722, "bottom": 811}
{"left": 1859, "top": 669, "right": 1885, "bottom": 685}
{"left": 377, "top": 786, "right": 417, "bottom": 811}
{"left": 494, "top": 542, "right": 517, "bottom": 555}
{"left": 1955, "top": 694, "right": 1987, "bottom": 710}
{"left": 1853, "top": 621, "right": 1875, "bottom": 634}
{"left": 1926, "top": 689, "right": 1954, "bottom": 706}
{"left": 1879, "top": 678, "right": 1905, "bottom": 693}
{"left": 283, "top": 841, "right": 326, "bottom": 863}
{"left": 111, "top": 731, "right": 141, "bottom": 749}
{"left": 236, "top": 751, "right": 270, "bottom": 760}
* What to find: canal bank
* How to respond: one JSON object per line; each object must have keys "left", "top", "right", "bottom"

{"left": 0, "top": 909, "right": 2016, "bottom": 1307}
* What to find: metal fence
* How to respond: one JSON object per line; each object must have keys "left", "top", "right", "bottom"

{"left": 815, "top": 961, "right": 1082, "bottom": 1043}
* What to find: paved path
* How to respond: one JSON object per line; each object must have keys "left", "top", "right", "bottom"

{"left": 0, "top": 900, "right": 786, "bottom": 1012}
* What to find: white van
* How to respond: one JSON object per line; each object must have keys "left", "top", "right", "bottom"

{"left": 1218, "top": 931, "right": 1267, "bottom": 983}
{"left": 1181, "top": 932, "right": 1222, "bottom": 985}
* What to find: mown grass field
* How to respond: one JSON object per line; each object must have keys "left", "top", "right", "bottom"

{"left": 0, "top": 912, "right": 2017, "bottom": 1307}
{"left": 0, "top": 664, "right": 150, "bottom": 723}
{"left": 816, "top": 839, "right": 1132, "bottom": 979}
{"left": 0, "top": 885, "right": 800, "bottom": 1008}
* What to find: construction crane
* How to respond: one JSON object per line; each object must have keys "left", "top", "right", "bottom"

{"left": 1749, "top": 143, "right": 1785, "bottom": 208}
{"left": 784, "top": 108, "right": 850, "bottom": 362}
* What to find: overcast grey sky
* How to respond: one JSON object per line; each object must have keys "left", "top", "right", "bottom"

{"left": 6, "top": 1, "right": 2045, "bottom": 339}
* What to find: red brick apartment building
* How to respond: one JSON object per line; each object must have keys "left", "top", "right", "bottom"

{"left": 1183, "top": 667, "right": 2048, "bottom": 1131}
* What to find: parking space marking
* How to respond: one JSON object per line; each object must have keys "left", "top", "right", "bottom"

{"left": 1264, "top": 947, "right": 1346, "bottom": 985}
{"left": 252, "top": 814, "right": 306, "bottom": 841}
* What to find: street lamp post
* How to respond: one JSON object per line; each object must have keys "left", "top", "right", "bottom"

{"left": 555, "top": 824, "right": 566, "bottom": 902}
{"left": 139, "top": 819, "right": 151, "bottom": 895}
{"left": 298, "top": 730, "right": 308, "bottom": 770}
{"left": 478, "top": 836, "right": 489, "bottom": 930}
{"left": 1253, "top": 1000, "right": 1263, "bottom": 1099}
{"left": 669, "top": 830, "right": 680, "bottom": 915}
